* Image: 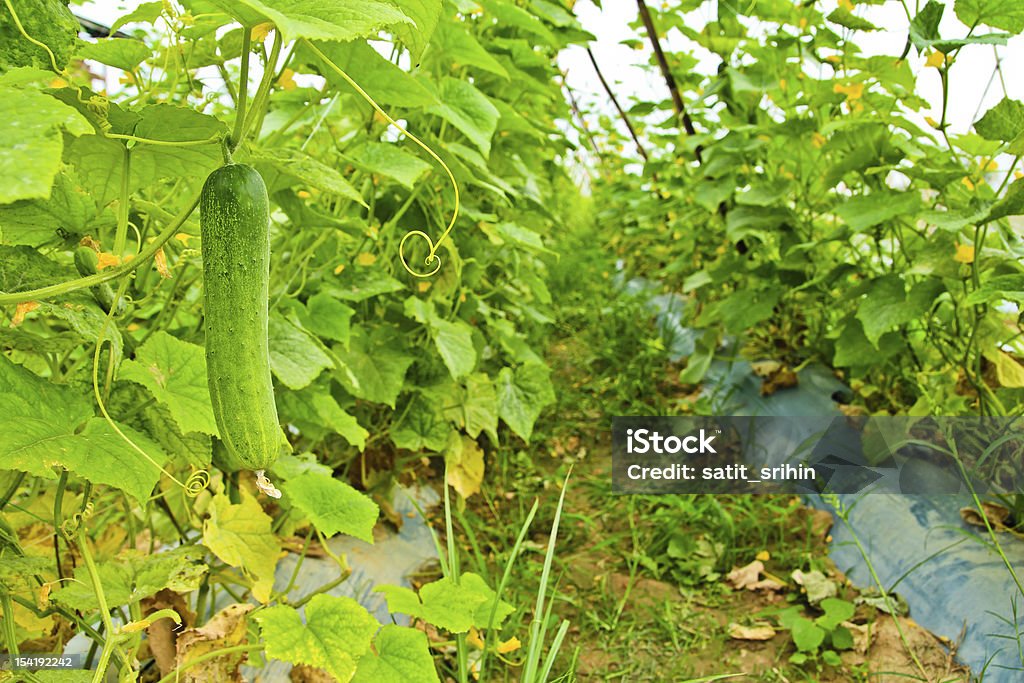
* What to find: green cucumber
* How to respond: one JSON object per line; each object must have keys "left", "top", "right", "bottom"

{"left": 200, "top": 163, "right": 283, "bottom": 472}
{"left": 73, "top": 246, "right": 126, "bottom": 316}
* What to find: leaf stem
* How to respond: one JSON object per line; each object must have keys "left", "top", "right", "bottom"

{"left": 231, "top": 26, "right": 253, "bottom": 151}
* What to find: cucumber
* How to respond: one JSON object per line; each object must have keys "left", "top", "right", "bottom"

{"left": 74, "top": 246, "right": 126, "bottom": 316}
{"left": 200, "top": 163, "right": 283, "bottom": 473}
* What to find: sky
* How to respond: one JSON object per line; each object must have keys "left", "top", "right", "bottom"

{"left": 76, "top": 1, "right": 1024, "bottom": 149}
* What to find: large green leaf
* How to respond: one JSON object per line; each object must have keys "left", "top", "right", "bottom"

{"left": 120, "top": 331, "right": 218, "bottom": 437}
{"left": 278, "top": 381, "right": 368, "bottom": 449}
{"left": 333, "top": 326, "right": 414, "bottom": 407}
{"left": 975, "top": 97, "right": 1024, "bottom": 144}
{"left": 258, "top": 149, "right": 366, "bottom": 206}
{"left": 269, "top": 313, "right": 334, "bottom": 390}
{"left": 131, "top": 104, "right": 226, "bottom": 184}
{"left": 428, "top": 78, "right": 500, "bottom": 156}
{"left": 0, "top": 0, "right": 80, "bottom": 72}
{"left": 391, "top": 394, "right": 450, "bottom": 452}
{"left": 281, "top": 471, "right": 378, "bottom": 541}
{"left": 207, "top": 0, "right": 412, "bottom": 42}
{"left": 391, "top": 0, "right": 443, "bottom": 63}
{"left": 0, "top": 355, "right": 168, "bottom": 504}
{"left": 955, "top": 0, "right": 1024, "bottom": 32}
{"left": 430, "top": 20, "right": 509, "bottom": 79}
{"left": 257, "top": 595, "right": 379, "bottom": 682}
{"left": 0, "top": 172, "right": 110, "bottom": 246}
{"left": 463, "top": 373, "right": 498, "bottom": 442}
{"left": 0, "top": 87, "right": 91, "bottom": 204}
{"left": 77, "top": 38, "right": 152, "bottom": 71}
{"left": 496, "top": 363, "right": 554, "bottom": 442}
{"left": 347, "top": 142, "right": 433, "bottom": 190}
{"left": 352, "top": 625, "right": 440, "bottom": 683}
{"left": 52, "top": 547, "right": 206, "bottom": 612}
{"left": 855, "top": 276, "right": 941, "bottom": 345}
{"left": 305, "top": 40, "right": 438, "bottom": 109}
{"left": 834, "top": 192, "right": 920, "bottom": 232}
{"left": 377, "top": 572, "right": 514, "bottom": 633}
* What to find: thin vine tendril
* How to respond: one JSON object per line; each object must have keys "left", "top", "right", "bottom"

{"left": 303, "top": 40, "right": 460, "bottom": 278}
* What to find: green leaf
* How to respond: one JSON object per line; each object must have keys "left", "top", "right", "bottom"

{"left": 0, "top": 244, "right": 71, "bottom": 291}
{"left": 480, "top": 0, "right": 556, "bottom": 43}
{"left": 377, "top": 572, "right": 513, "bottom": 633}
{"left": 827, "top": 8, "right": 878, "bottom": 31}
{"left": 78, "top": 38, "right": 152, "bottom": 71}
{"left": 817, "top": 598, "right": 856, "bottom": 631}
{"left": 302, "top": 292, "right": 355, "bottom": 346}
{"left": 333, "top": 326, "right": 414, "bottom": 407}
{"left": 0, "top": 87, "right": 91, "bottom": 204}
{"left": 347, "top": 142, "right": 433, "bottom": 190}
{"left": 987, "top": 178, "right": 1024, "bottom": 221}
{"left": 141, "top": 401, "right": 213, "bottom": 469}
{"left": 856, "top": 275, "right": 912, "bottom": 345}
{"left": 833, "top": 318, "right": 902, "bottom": 367}
{"left": 120, "top": 331, "right": 218, "bottom": 436}
{"left": 278, "top": 381, "right": 368, "bottom": 449}
{"left": 391, "top": 0, "right": 443, "bottom": 63}
{"left": 269, "top": 313, "right": 334, "bottom": 390}
{"left": 258, "top": 149, "right": 366, "bottom": 206}
{"left": 0, "top": 172, "right": 110, "bottom": 246}
{"left": 323, "top": 263, "right": 405, "bottom": 302}
{"left": 353, "top": 625, "right": 440, "bottom": 683}
{"left": 209, "top": 0, "right": 412, "bottom": 42}
{"left": 975, "top": 97, "right": 1024, "bottom": 143}
{"left": 131, "top": 104, "right": 226, "bottom": 184}
{"left": 909, "top": 1, "right": 944, "bottom": 51}
{"left": 831, "top": 626, "right": 855, "bottom": 650}
{"left": 834, "top": 192, "right": 920, "bottom": 232}
{"left": 790, "top": 617, "right": 825, "bottom": 652}
{"left": 256, "top": 595, "right": 379, "bottom": 682}
{"left": 964, "top": 274, "right": 1024, "bottom": 305}
{"left": 496, "top": 363, "right": 555, "bottom": 442}
{"left": 391, "top": 394, "right": 450, "bottom": 452}
{"left": 0, "top": 0, "right": 80, "bottom": 71}
{"left": 203, "top": 493, "right": 280, "bottom": 603}
{"left": 955, "top": 0, "right": 1024, "bottom": 32}
{"left": 52, "top": 547, "right": 207, "bottom": 612}
{"left": 112, "top": 2, "right": 165, "bottom": 31}
{"left": 428, "top": 78, "right": 500, "bottom": 156}
{"left": 305, "top": 40, "right": 438, "bottom": 108}
{"left": 0, "top": 356, "right": 168, "bottom": 504}
{"left": 281, "top": 471, "right": 379, "bottom": 541}
{"left": 65, "top": 135, "right": 133, "bottom": 208}
{"left": 431, "top": 318, "right": 476, "bottom": 379}
{"left": 464, "top": 373, "right": 498, "bottom": 442}
{"left": 430, "top": 19, "right": 509, "bottom": 79}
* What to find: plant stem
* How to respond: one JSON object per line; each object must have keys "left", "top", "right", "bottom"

{"left": 231, "top": 26, "right": 253, "bottom": 151}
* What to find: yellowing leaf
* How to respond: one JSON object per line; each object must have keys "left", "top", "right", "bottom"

{"left": 497, "top": 636, "right": 521, "bottom": 653}
{"left": 954, "top": 243, "right": 975, "bottom": 264}
{"left": 985, "top": 349, "right": 1024, "bottom": 388}
{"left": 925, "top": 51, "right": 945, "bottom": 68}
{"left": 10, "top": 301, "right": 39, "bottom": 328}
{"left": 96, "top": 252, "right": 121, "bottom": 270}
{"left": 446, "top": 434, "right": 485, "bottom": 499}
{"left": 356, "top": 252, "right": 377, "bottom": 266}
{"left": 203, "top": 493, "right": 280, "bottom": 603}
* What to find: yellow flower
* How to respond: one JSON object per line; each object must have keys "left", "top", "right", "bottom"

{"left": 250, "top": 22, "right": 274, "bottom": 42}
{"left": 925, "top": 51, "right": 945, "bottom": 68}
{"left": 811, "top": 132, "right": 827, "bottom": 148}
{"left": 954, "top": 243, "right": 975, "bottom": 264}
{"left": 355, "top": 252, "right": 377, "bottom": 266}
{"left": 497, "top": 636, "right": 522, "bottom": 654}
{"left": 756, "top": 550, "right": 770, "bottom": 561}
{"left": 833, "top": 82, "right": 864, "bottom": 101}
